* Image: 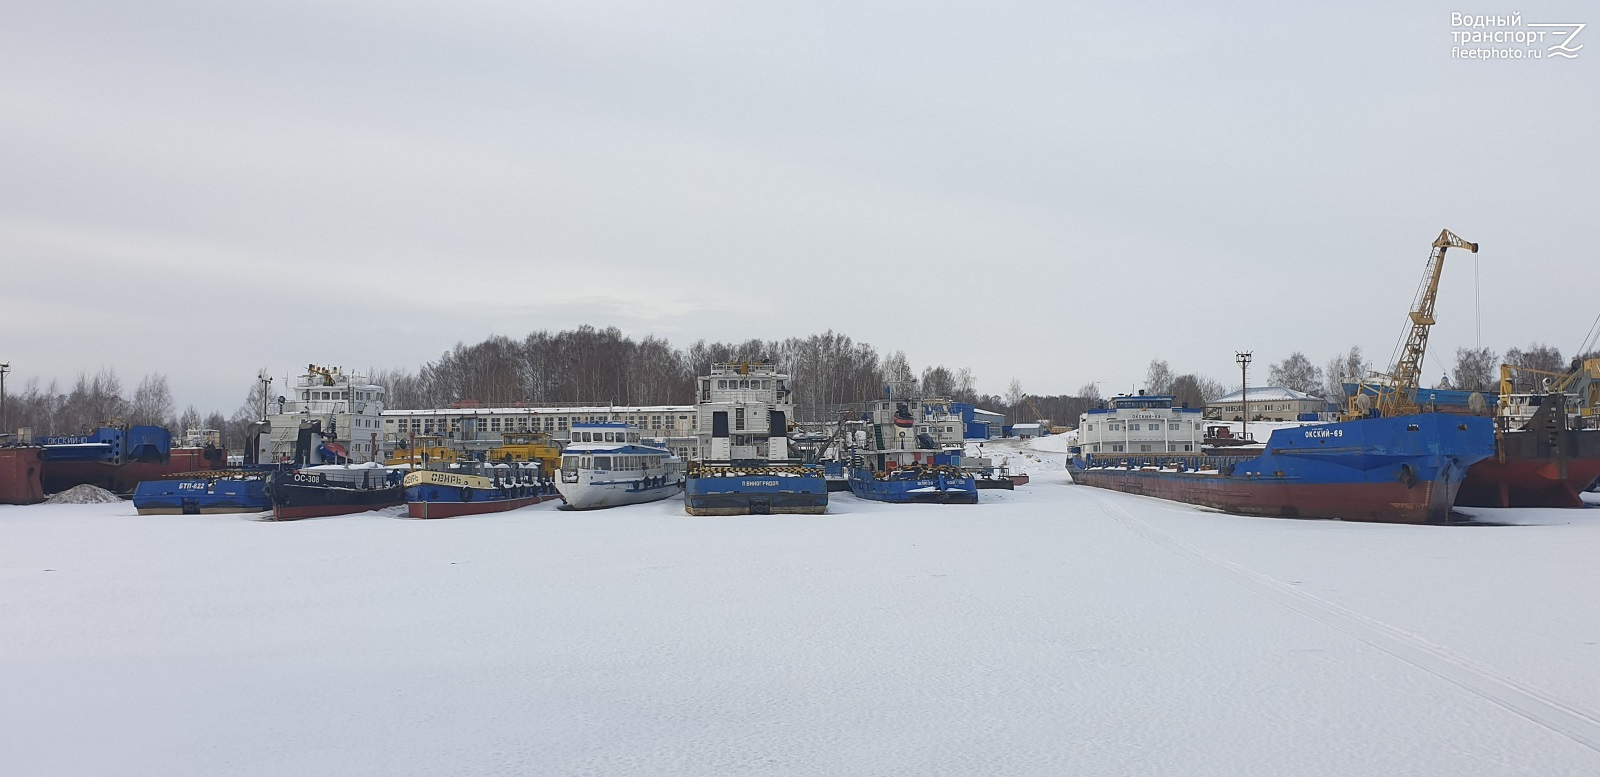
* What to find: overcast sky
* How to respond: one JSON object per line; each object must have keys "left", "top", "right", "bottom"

{"left": 3, "top": 1, "right": 1595, "bottom": 412}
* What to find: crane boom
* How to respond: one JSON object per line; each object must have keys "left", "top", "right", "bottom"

{"left": 1375, "top": 229, "right": 1478, "bottom": 417}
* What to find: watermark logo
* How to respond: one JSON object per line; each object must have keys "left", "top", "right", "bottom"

{"left": 1451, "top": 12, "right": 1585, "bottom": 60}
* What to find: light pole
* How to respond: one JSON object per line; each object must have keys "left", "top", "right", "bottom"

{"left": 1235, "top": 352, "right": 1252, "bottom": 442}
{"left": 257, "top": 371, "right": 273, "bottom": 421}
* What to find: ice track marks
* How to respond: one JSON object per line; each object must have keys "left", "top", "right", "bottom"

{"left": 1093, "top": 493, "right": 1600, "bottom": 756}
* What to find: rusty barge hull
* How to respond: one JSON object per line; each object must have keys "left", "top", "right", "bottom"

{"left": 1457, "top": 428, "right": 1600, "bottom": 508}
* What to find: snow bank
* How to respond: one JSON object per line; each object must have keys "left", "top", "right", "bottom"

{"left": 43, "top": 484, "right": 122, "bottom": 504}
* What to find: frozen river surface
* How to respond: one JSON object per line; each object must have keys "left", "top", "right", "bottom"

{"left": 5, "top": 468, "right": 1600, "bottom": 776}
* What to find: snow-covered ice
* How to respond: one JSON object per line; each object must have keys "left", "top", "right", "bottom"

{"left": 6, "top": 479, "right": 1600, "bottom": 776}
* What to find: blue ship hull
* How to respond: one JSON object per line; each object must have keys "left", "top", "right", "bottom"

{"left": 683, "top": 468, "right": 828, "bottom": 515}
{"left": 133, "top": 477, "right": 270, "bottom": 515}
{"left": 1068, "top": 413, "right": 1496, "bottom": 524}
{"left": 405, "top": 482, "right": 559, "bottom": 518}
{"left": 847, "top": 468, "right": 979, "bottom": 504}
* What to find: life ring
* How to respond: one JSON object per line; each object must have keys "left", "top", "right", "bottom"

{"left": 462, "top": 487, "right": 473, "bottom": 502}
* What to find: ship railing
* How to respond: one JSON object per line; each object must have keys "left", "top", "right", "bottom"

{"left": 1082, "top": 453, "right": 1251, "bottom": 473}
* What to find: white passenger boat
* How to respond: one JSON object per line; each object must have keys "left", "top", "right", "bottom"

{"left": 554, "top": 422, "right": 684, "bottom": 509}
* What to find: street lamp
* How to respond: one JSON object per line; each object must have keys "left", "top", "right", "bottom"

{"left": 1235, "top": 352, "right": 1252, "bottom": 442}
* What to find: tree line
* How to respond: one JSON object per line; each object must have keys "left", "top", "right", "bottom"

{"left": 7, "top": 328, "right": 1593, "bottom": 450}
{"left": 3, "top": 370, "right": 226, "bottom": 442}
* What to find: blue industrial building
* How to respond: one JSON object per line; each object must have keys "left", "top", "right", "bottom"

{"left": 951, "top": 403, "right": 1006, "bottom": 440}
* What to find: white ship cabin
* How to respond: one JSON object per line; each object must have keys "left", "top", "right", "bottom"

{"left": 918, "top": 398, "right": 968, "bottom": 448}
{"left": 1077, "top": 392, "right": 1205, "bottom": 455}
{"left": 863, "top": 397, "right": 962, "bottom": 452}
{"left": 565, "top": 422, "right": 646, "bottom": 449}
{"left": 560, "top": 422, "right": 675, "bottom": 471}
{"left": 261, "top": 364, "right": 387, "bottom": 463}
{"left": 695, "top": 361, "right": 797, "bottom": 463}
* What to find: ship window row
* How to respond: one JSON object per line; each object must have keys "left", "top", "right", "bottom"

{"left": 301, "top": 390, "right": 381, "bottom": 401}
{"left": 1218, "top": 403, "right": 1302, "bottom": 412}
{"left": 389, "top": 414, "right": 694, "bottom": 435}
{"left": 565, "top": 454, "right": 659, "bottom": 471}
{"left": 574, "top": 431, "right": 641, "bottom": 443}
{"left": 718, "top": 379, "right": 772, "bottom": 390}
{"left": 1095, "top": 422, "right": 1197, "bottom": 432}
{"left": 1093, "top": 443, "right": 1194, "bottom": 453}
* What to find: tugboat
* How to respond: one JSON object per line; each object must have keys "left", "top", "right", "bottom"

{"left": 682, "top": 361, "right": 827, "bottom": 515}
{"left": 555, "top": 422, "right": 683, "bottom": 510}
{"left": 402, "top": 461, "right": 558, "bottom": 518}
{"left": 846, "top": 389, "right": 978, "bottom": 504}
{"left": 268, "top": 463, "right": 404, "bottom": 520}
{"left": 266, "top": 419, "right": 403, "bottom": 520}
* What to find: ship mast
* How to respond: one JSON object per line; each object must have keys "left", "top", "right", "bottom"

{"left": 1374, "top": 229, "right": 1478, "bottom": 418}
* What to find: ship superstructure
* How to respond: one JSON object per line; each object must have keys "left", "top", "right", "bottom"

{"left": 684, "top": 361, "right": 826, "bottom": 515}
{"left": 257, "top": 364, "right": 387, "bottom": 465}
{"left": 846, "top": 388, "right": 978, "bottom": 504}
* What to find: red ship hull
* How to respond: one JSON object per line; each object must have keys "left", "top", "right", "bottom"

{"left": 1070, "top": 469, "right": 1460, "bottom": 525}
{"left": 407, "top": 493, "right": 559, "bottom": 519}
{"left": 1456, "top": 426, "right": 1600, "bottom": 509}
{"left": 0, "top": 448, "right": 46, "bottom": 505}
{"left": 39, "top": 448, "right": 227, "bottom": 495}
{"left": 271, "top": 500, "right": 405, "bottom": 520}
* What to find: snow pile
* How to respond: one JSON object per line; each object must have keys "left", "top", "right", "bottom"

{"left": 43, "top": 484, "right": 122, "bottom": 504}
{"left": 964, "top": 436, "right": 1067, "bottom": 476}
{"left": 1027, "top": 430, "right": 1074, "bottom": 453}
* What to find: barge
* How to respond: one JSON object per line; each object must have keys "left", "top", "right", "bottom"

{"left": 1069, "top": 394, "right": 1496, "bottom": 524}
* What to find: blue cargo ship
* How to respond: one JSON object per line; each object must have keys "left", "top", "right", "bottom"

{"left": 683, "top": 361, "right": 827, "bottom": 515}
{"left": 1068, "top": 394, "right": 1496, "bottom": 524}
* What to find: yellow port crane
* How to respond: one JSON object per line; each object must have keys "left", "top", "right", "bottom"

{"left": 1356, "top": 229, "right": 1478, "bottom": 419}
{"left": 1499, "top": 358, "right": 1600, "bottom": 419}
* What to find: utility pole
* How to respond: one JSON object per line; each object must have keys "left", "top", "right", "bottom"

{"left": 1235, "top": 352, "right": 1252, "bottom": 442}
{"left": 0, "top": 362, "right": 9, "bottom": 438}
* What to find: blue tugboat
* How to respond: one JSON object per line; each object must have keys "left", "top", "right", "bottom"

{"left": 846, "top": 391, "right": 979, "bottom": 504}
{"left": 683, "top": 361, "right": 828, "bottom": 515}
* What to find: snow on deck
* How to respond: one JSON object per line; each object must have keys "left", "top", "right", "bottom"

{"left": 5, "top": 482, "right": 1600, "bottom": 775}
